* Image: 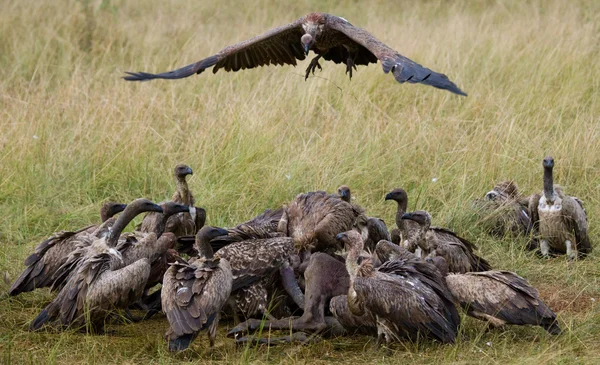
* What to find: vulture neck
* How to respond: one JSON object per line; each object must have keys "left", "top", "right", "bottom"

{"left": 543, "top": 165, "right": 556, "bottom": 203}
{"left": 345, "top": 241, "right": 363, "bottom": 280}
{"left": 175, "top": 177, "right": 192, "bottom": 205}
{"left": 196, "top": 237, "right": 214, "bottom": 260}
{"left": 395, "top": 200, "right": 408, "bottom": 230}
{"left": 107, "top": 204, "right": 145, "bottom": 246}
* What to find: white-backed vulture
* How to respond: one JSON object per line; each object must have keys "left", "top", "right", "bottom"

{"left": 401, "top": 210, "right": 492, "bottom": 273}
{"left": 29, "top": 200, "right": 164, "bottom": 332}
{"left": 473, "top": 180, "right": 531, "bottom": 238}
{"left": 385, "top": 188, "right": 420, "bottom": 251}
{"left": 337, "top": 230, "right": 460, "bottom": 344}
{"left": 278, "top": 190, "right": 360, "bottom": 255}
{"left": 528, "top": 157, "right": 591, "bottom": 259}
{"left": 124, "top": 13, "right": 467, "bottom": 96}
{"left": 49, "top": 199, "right": 165, "bottom": 292}
{"left": 428, "top": 256, "right": 561, "bottom": 334}
{"left": 153, "top": 164, "right": 206, "bottom": 238}
{"left": 162, "top": 226, "right": 233, "bottom": 351}
{"left": 9, "top": 202, "right": 126, "bottom": 296}
{"left": 214, "top": 235, "right": 304, "bottom": 320}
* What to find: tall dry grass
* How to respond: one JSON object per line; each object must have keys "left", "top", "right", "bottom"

{"left": 0, "top": 0, "right": 599, "bottom": 363}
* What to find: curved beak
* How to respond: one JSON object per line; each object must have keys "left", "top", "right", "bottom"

{"left": 335, "top": 232, "right": 346, "bottom": 241}
{"left": 110, "top": 203, "right": 127, "bottom": 215}
{"left": 304, "top": 44, "right": 310, "bottom": 55}
{"left": 149, "top": 204, "right": 164, "bottom": 214}
{"left": 384, "top": 192, "right": 393, "bottom": 201}
{"left": 169, "top": 203, "right": 190, "bottom": 216}
{"left": 185, "top": 166, "right": 193, "bottom": 176}
{"left": 340, "top": 190, "right": 350, "bottom": 200}
{"left": 401, "top": 212, "right": 413, "bottom": 221}
{"left": 214, "top": 227, "right": 229, "bottom": 237}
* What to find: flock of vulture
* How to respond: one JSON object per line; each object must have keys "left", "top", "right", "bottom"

{"left": 7, "top": 11, "right": 593, "bottom": 354}
{"left": 8, "top": 155, "right": 591, "bottom": 351}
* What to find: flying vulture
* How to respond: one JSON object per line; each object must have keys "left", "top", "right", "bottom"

{"left": 124, "top": 13, "right": 467, "bottom": 96}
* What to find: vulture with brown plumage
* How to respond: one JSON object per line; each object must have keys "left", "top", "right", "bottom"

{"left": 9, "top": 201, "right": 127, "bottom": 296}
{"left": 528, "top": 157, "right": 591, "bottom": 259}
{"left": 473, "top": 180, "right": 531, "bottom": 238}
{"left": 278, "top": 190, "right": 360, "bottom": 255}
{"left": 428, "top": 256, "right": 561, "bottom": 334}
{"left": 29, "top": 199, "right": 164, "bottom": 332}
{"left": 140, "top": 164, "right": 206, "bottom": 238}
{"left": 385, "top": 188, "right": 420, "bottom": 251}
{"left": 338, "top": 186, "right": 389, "bottom": 252}
{"left": 401, "top": 210, "right": 491, "bottom": 273}
{"left": 214, "top": 233, "right": 303, "bottom": 321}
{"left": 337, "top": 230, "right": 460, "bottom": 344}
{"left": 162, "top": 226, "right": 233, "bottom": 351}
{"left": 124, "top": 13, "right": 467, "bottom": 96}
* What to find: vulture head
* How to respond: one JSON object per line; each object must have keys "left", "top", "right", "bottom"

{"left": 353, "top": 214, "right": 369, "bottom": 242}
{"left": 543, "top": 156, "right": 555, "bottom": 170}
{"left": 485, "top": 180, "right": 520, "bottom": 202}
{"left": 195, "top": 226, "right": 230, "bottom": 259}
{"left": 196, "top": 226, "right": 229, "bottom": 244}
{"left": 162, "top": 202, "right": 190, "bottom": 217}
{"left": 301, "top": 14, "right": 325, "bottom": 55}
{"left": 174, "top": 164, "right": 193, "bottom": 180}
{"left": 385, "top": 188, "right": 409, "bottom": 210}
{"left": 129, "top": 198, "right": 165, "bottom": 214}
{"left": 100, "top": 202, "right": 127, "bottom": 222}
{"left": 401, "top": 210, "right": 432, "bottom": 229}
{"left": 337, "top": 185, "right": 351, "bottom": 203}
{"left": 335, "top": 230, "right": 364, "bottom": 253}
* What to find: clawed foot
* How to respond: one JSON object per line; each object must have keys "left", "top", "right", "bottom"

{"left": 227, "top": 319, "right": 264, "bottom": 338}
{"left": 305, "top": 56, "right": 323, "bottom": 80}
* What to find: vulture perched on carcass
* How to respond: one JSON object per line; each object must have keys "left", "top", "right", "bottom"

{"left": 278, "top": 190, "right": 360, "bottom": 256}
{"left": 336, "top": 230, "right": 460, "bottom": 344}
{"left": 124, "top": 13, "right": 467, "bottom": 96}
{"left": 401, "top": 210, "right": 492, "bottom": 273}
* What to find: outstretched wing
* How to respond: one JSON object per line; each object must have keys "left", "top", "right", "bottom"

{"left": 327, "top": 15, "right": 467, "bottom": 96}
{"left": 124, "top": 18, "right": 306, "bottom": 81}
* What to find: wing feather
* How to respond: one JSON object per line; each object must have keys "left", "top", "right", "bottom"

{"left": 327, "top": 15, "right": 466, "bottom": 96}
{"left": 124, "top": 19, "right": 306, "bottom": 81}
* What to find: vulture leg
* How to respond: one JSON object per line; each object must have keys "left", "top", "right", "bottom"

{"left": 305, "top": 55, "right": 323, "bottom": 80}
{"left": 345, "top": 53, "right": 358, "bottom": 80}
{"left": 540, "top": 240, "right": 550, "bottom": 258}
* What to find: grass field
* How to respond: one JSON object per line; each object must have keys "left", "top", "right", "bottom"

{"left": 1, "top": 0, "right": 599, "bottom": 363}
